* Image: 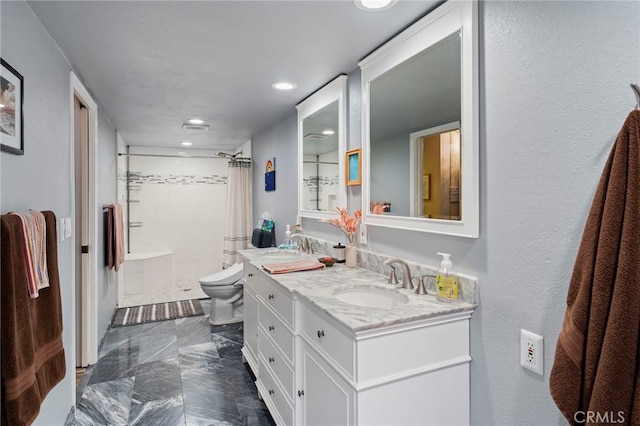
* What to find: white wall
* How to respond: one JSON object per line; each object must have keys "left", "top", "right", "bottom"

{"left": 126, "top": 148, "right": 228, "bottom": 283}
{"left": 302, "top": 151, "right": 339, "bottom": 212}
{"left": 96, "top": 107, "right": 118, "bottom": 339}
{"left": 254, "top": 2, "right": 640, "bottom": 425}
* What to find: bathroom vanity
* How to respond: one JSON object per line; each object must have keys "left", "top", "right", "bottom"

{"left": 240, "top": 249, "right": 475, "bottom": 425}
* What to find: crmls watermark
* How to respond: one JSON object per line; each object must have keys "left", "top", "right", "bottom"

{"left": 573, "top": 411, "right": 626, "bottom": 424}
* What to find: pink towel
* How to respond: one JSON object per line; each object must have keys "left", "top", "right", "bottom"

{"left": 9, "top": 211, "right": 49, "bottom": 298}
{"left": 262, "top": 260, "right": 325, "bottom": 274}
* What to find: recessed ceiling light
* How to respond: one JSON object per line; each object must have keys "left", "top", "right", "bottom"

{"left": 355, "top": 0, "right": 397, "bottom": 11}
{"left": 271, "top": 81, "right": 297, "bottom": 90}
{"left": 180, "top": 141, "right": 193, "bottom": 146}
{"left": 186, "top": 118, "right": 205, "bottom": 125}
{"left": 322, "top": 129, "right": 335, "bottom": 136}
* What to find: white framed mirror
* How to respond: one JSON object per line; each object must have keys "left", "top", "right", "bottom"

{"left": 359, "top": 1, "right": 479, "bottom": 238}
{"left": 297, "top": 75, "right": 348, "bottom": 220}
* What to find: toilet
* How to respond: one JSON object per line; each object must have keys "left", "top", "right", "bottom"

{"left": 199, "top": 262, "right": 244, "bottom": 325}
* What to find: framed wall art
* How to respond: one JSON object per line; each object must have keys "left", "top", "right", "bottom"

{"left": 346, "top": 148, "right": 361, "bottom": 186}
{"left": 1, "top": 58, "right": 24, "bottom": 155}
{"left": 265, "top": 157, "right": 276, "bottom": 191}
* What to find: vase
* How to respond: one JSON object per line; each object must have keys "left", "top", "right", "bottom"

{"left": 345, "top": 243, "right": 357, "bottom": 268}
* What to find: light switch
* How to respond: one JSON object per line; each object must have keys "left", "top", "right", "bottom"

{"left": 59, "top": 218, "right": 66, "bottom": 242}
{"left": 64, "top": 218, "right": 72, "bottom": 238}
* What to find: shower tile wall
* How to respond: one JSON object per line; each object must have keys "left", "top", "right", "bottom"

{"left": 127, "top": 156, "right": 228, "bottom": 286}
{"left": 302, "top": 151, "right": 339, "bottom": 211}
{"left": 117, "top": 157, "right": 128, "bottom": 253}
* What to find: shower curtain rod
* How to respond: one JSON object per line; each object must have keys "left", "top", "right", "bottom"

{"left": 117, "top": 153, "right": 251, "bottom": 161}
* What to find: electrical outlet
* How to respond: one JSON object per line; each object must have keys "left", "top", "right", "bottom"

{"left": 520, "top": 329, "right": 544, "bottom": 375}
{"left": 359, "top": 223, "right": 368, "bottom": 244}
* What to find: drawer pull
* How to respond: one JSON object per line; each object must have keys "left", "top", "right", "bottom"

{"left": 268, "top": 294, "right": 274, "bottom": 300}
{"left": 268, "top": 357, "right": 275, "bottom": 363}
{"left": 268, "top": 389, "right": 275, "bottom": 395}
{"left": 269, "top": 325, "right": 275, "bottom": 331}
{"left": 298, "top": 390, "right": 305, "bottom": 397}
{"left": 317, "top": 330, "right": 325, "bottom": 338}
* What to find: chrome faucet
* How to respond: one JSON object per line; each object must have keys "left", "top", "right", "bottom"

{"left": 290, "top": 234, "right": 314, "bottom": 254}
{"left": 383, "top": 258, "right": 414, "bottom": 290}
{"left": 414, "top": 274, "right": 436, "bottom": 295}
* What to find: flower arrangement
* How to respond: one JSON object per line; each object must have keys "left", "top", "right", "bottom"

{"left": 323, "top": 205, "right": 385, "bottom": 245}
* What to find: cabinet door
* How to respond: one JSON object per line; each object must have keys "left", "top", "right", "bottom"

{"left": 300, "top": 342, "right": 354, "bottom": 426}
{"left": 243, "top": 284, "right": 259, "bottom": 373}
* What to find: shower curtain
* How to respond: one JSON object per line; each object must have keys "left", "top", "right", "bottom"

{"left": 223, "top": 159, "right": 253, "bottom": 268}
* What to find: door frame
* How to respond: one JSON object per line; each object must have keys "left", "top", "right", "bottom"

{"left": 70, "top": 72, "right": 99, "bottom": 366}
{"left": 409, "top": 121, "right": 460, "bottom": 217}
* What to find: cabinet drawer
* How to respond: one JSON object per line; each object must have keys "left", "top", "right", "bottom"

{"left": 258, "top": 275, "right": 294, "bottom": 327}
{"left": 259, "top": 328, "right": 294, "bottom": 400}
{"left": 259, "top": 358, "right": 294, "bottom": 426}
{"left": 243, "top": 285, "right": 259, "bottom": 373}
{"left": 300, "top": 301, "right": 354, "bottom": 377}
{"left": 243, "top": 261, "right": 259, "bottom": 291}
{"left": 259, "top": 303, "right": 295, "bottom": 364}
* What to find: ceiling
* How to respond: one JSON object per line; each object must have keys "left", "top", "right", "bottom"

{"left": 28, "top": 0, "right": 440, "bottom": 152}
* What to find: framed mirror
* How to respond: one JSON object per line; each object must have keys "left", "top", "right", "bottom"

{"left": 359, "top": 1, "right": 479, "bottom": 238}
{"left": 297, "top": 75, "right": 348, "bottom": 220}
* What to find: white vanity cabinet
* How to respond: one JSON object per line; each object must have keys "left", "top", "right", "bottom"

{"left": 243, "top": 261, "right": 296, "bottom": 425}
{"left": 299, "top": 340, "right": 355, "bottom": 425}
{"left": 297, "top": 298, "right": 471, "bottom": 425}
{"left": 241, "top": 258, "right": 473, "bottom": 426}
{"left": 241, "top": 265, "right": 259, "bottom": 374}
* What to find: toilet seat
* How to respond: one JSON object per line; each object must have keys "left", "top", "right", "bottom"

{"left": 199, "top": 262, "right": 243, "bottom": 286}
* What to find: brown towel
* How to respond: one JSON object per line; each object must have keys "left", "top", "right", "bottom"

{"left": 1, "top": 211, "right": 66, "bottom": 426}
{"left": 550, "top": 110, "right": 640, "bottom": 425}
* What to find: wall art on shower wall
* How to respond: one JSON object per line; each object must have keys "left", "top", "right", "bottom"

{"left": 265, "top": 157, "right": 276, "bottom": 191}
{"left": 0, "top": 58, "right": 24, "bottom": 155}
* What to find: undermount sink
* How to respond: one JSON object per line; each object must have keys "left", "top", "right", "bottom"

{"left": 333, "top": 285, "right": 409, "bottom": 309}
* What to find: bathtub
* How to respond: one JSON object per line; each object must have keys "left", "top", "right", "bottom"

{"left": 123, "top": 251, "right": 174, "bottom": 296}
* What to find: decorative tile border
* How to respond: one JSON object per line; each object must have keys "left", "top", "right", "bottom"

{"left": 302, "top": 175, "right": 339, "bottom": 188}
{"left": 127, "top": 172, "right": 227, "bottom": 185}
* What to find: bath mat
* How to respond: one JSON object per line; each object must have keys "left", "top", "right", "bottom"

{"left": 111, "top": 299, "right": 204, "bottom": 327}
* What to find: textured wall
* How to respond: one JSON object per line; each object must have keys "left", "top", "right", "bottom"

{"left": 96, "top": 111, "right": 118, "bottom": 341}
{"left": 255, "top": 1, "right": 640, "bottom": 424}
{"left": 252, "top": 112, "right": 299, "bottom": 245}
{"left": 0, "top": 1, "right": 75, "bottom": 423}
{"left": 1, "top": 2, "right": 121, "bottom": 422}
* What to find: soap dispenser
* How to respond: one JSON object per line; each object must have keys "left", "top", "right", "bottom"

{"left": 285, "top": 224, "right": 292, "bottom": 246}
{"left": 436, "top": 252, "right": 459, "bottom": 302}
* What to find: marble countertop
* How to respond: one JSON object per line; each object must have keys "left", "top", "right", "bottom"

{"left": 239, "top": 248, "right": 476, "bottom": 333}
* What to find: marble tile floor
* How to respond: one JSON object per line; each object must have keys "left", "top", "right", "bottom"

{"left": 67, "top": 299, "right": 275, "bottom": 426}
